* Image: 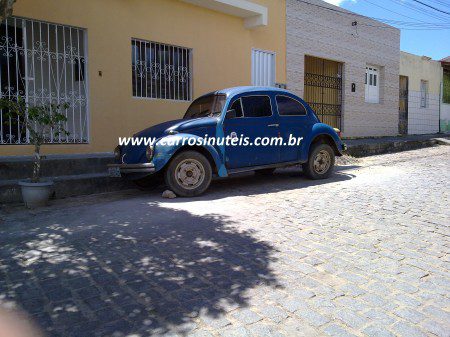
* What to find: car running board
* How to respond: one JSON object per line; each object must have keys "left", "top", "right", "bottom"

{"left": 227, "top": 160, "right": 304, "bottom": 175}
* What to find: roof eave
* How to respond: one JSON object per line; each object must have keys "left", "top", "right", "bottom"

{"left": 179, "top": 0, "right": 267, "bottom": 29}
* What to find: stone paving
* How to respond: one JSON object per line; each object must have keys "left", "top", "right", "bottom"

{"left": 0, "top": 146, "right": 449, "bottom": 337}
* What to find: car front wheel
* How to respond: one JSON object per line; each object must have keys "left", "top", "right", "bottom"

{"left": 302, "top": 143, "right": 335, "bottom": 179}
{"left": 164, "top": 150, "right": 212, "bottom": 197}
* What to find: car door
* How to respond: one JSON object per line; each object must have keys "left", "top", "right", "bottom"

{"left": 223, "top": 94, "right": 279, "bottom": 169}
{"left": 276, "top": 95, "right": 309, "bottom": 162}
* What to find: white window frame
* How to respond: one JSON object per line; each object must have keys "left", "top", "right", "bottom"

{"left": 365, "top": 65, "right": 380, "bottom": 104}
{"left": 420, "top": 80, "right": 428, "bottom": 108}
{"left": 131, "top": 38, "right": 192, "bottom": 101}
{"left": 251, "top": 48, "right": 276, "bottom": 87}
{"left": 0, "top": 16, "right": 89, "bottom": 144}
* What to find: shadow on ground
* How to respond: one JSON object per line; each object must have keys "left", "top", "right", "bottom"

{"left": 0, "top": 201, "right": 279, "bottom": 336}
{"left": 0, "top": 164, "right": 358, "bottom": 336}
{"left": 219, "top": 165, "right": 357, "bottom": 189}
{"left": 165, "top": 165, "right": 358, "bottom": 202}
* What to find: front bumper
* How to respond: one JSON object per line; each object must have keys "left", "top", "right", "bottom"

{"left": 107, "top": 163, "right": 155, "bottom": 173}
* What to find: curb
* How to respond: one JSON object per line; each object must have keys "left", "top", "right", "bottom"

{"left": 344, "top": 137, "right": 448, "bottom": 158}
{"left": 0, "top": 173, "right": 133, "bottom": 205}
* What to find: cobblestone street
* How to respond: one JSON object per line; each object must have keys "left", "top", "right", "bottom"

{"left": 0, "top": 146, "right": 449, "bottom": 337}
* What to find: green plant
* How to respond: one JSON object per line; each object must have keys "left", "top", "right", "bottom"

{"left": 0, "top": 97, "right": 69, "bottom": 182}
{"left": 443, "top": 71, "right": 450, "bottom": 104}
{"left": 0, "top": 0, "right": 16, "bottom": 21}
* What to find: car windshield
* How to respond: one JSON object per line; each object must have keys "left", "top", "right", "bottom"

{"left": 184, "top": 94, "right": 226, "bottom": 119}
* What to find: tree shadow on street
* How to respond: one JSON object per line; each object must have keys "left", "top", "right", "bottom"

{"left": 169, "top": 166, "right": 358, "bottom": 202}
{"left": 0, "top": 200, "right": 280, "bottom": 336}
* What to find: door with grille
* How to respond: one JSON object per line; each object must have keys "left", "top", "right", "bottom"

{"left": 399, "top": 76, "right": 408, "bottom": 135}
{"left": 304, "top": 56, "right": 342, "bottom": 129}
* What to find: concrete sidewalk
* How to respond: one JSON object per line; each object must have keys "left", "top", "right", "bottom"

{"left": 344, "top": 133, "right": 450, "bottom": 157}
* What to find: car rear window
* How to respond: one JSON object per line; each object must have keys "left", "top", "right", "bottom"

{"left": 276, "top": 95, "right": 307, "bottom": 116}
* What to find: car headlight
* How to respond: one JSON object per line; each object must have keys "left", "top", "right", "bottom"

{"left": 146, "top": 145, "right": 154, "bottom": 161}
{"left": 114, "top": 145, "right": 121, "bottom": 161}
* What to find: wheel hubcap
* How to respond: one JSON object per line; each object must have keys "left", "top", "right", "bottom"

{"left": 175, "top": 159, "right": 205, "bottom": 189}
{"left": 313, "top": 150, "right": 331, "bottom": 174}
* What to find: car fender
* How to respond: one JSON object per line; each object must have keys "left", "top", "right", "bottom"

{"left": 151, "top": 133, "right": 227, "bottom": 177}
{"left": 300, "top": 123, "right": 342, "bottom": 162}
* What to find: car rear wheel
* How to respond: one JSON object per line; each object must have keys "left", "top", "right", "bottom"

{"left": 164, "top": 150, "right": 212, "bottom": 197}
{"left": 302, "top": 143, "right": 335, "bottom": 179}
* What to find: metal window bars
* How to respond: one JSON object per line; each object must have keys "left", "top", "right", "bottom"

{"left": 420, "top": 80, "right": 428, "bottom": 108}
{"left": 0, "top": 17, "right": 88, "bottom": 144}
{"left": 131, "top": 38, "right": 192, "bottom": 101}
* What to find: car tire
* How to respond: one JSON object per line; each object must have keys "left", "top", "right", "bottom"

{"left": 255, "top": 168, "right": 276, "bottom": 175}
{"left": 164, "top": 150, "right": 212, "bottom": 197}
{"left": 302, "top": 143, "right": 335, "bottom": 180}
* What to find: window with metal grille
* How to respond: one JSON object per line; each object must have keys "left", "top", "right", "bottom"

{"left": 420, "top": 80, "right": 428, "bottom": 108}
{"left": 132, "top": 39, "right": 192, "bottom": 101}
{"left": 0, "top": 17, "right": 88, "bottom": 144}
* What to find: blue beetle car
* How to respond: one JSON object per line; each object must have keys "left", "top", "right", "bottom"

{"left": 109, "top": 86, "right": 346, "bottom": 196}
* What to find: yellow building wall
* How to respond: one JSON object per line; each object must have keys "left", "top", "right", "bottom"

{"left": 399, "top": 51, "right": 441, "bottom": 94}
{"left": 1, "top": 0, "right": 286, "bottom": 156}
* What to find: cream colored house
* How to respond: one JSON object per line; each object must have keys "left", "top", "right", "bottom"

{"left": 399, "top": 52, "right": 442, "bottom": 135}
{"left": 0, "top": 0, "right": 286, "bottom": 156}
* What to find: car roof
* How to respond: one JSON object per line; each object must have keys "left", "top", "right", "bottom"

{"left": 198, "top": 86, "right": 296, "bottom": 99}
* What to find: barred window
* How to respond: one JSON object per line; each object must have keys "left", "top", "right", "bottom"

{"left": 0, "top": 17, "right": 88, "bottom": 144}
{"left": 132, "top": 39, "right": 192, "bottom": 101}
{"left": 420, "top": 80, "right": 428, "bottom": 108}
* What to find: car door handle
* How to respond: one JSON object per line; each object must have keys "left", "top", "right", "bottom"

{"left": 268, "top": 124, "right": 279, "bottom": 127}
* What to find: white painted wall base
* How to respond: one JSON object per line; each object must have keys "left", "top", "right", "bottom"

{"left": 441, "top": 103, "right": 450, "bottom": 133}
{"left": 408, "top": 91, "right": 440, "bottom": 134}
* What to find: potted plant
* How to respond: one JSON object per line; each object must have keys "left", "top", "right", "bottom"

{"left": 0, "top": 97, "right": 69, "bottom": 208}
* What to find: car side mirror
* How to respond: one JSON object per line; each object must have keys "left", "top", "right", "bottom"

{"left": 226, "top": 109, "right": 237, "bottom": 119}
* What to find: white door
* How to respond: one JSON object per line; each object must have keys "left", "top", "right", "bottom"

{"left": 365, "top": 66, "right": 379, "bottom": 103}
{"left": 252, "top": 49, "right": 276, "bottom": 87}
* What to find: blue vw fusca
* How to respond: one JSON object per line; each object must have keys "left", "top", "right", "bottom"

{"left": 109, "top": 86, "right": 346, "bottom": 196}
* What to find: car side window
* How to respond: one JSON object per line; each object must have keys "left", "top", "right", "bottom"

{"left": 241, "top": 96, "right": 272, "bottom": 117}
{"left": 276, "top": 95, "right": 307, "bottom": 116}
{"left": 229, "top": 98, "right": 243, "bottom": 118}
